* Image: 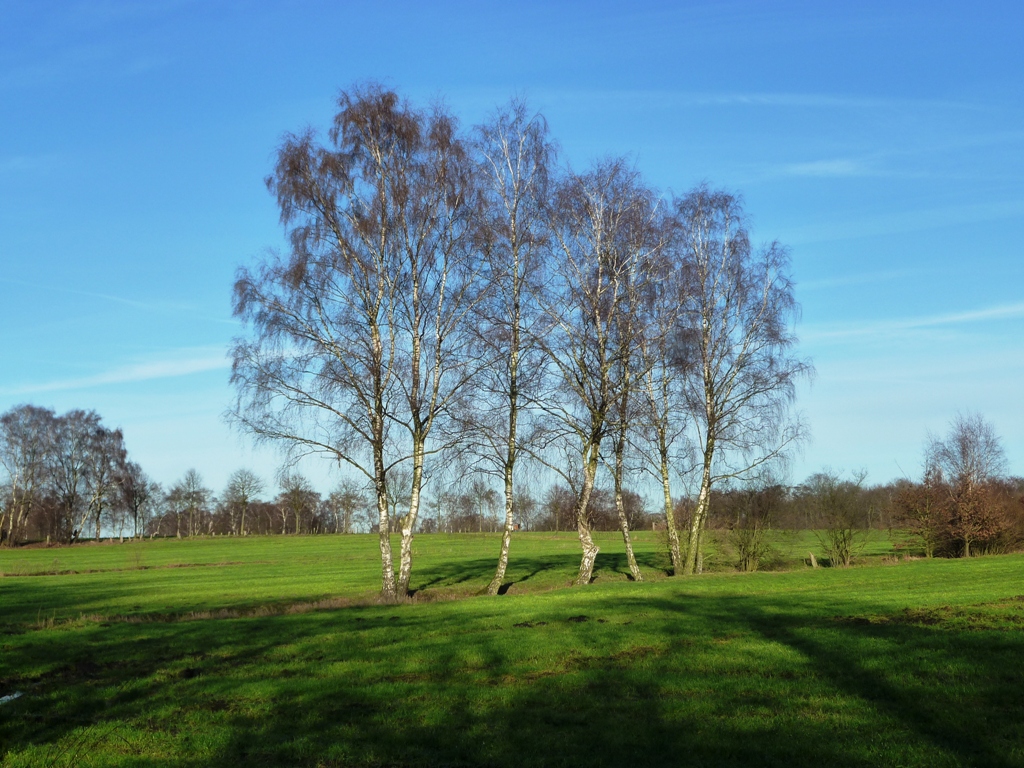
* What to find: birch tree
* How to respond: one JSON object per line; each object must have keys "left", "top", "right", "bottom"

{"left": 82, "top": 425, "right": 127, "bottom": 542}
{"left": 118, "top": 461, "right": 160, "bottom": 540}
{"left": 604, "top": 202, "right": 662, "bottom": 583}
{"left": 232, "top": 85, "right": 405, "bottom": 596}
{"left": 178, "top": 469, "right": 211, "bottom": 537}
{"left": 277, "top": 471, "right": 317, "bottom": 534}
{"left": 223, "top": 469, "right": 264, "bottom": 536}
{"left": 636, "top": 248, "right": 690, "bottom": 573}
{"left": 323, "top": 478, "right": 364, "bottom": 534}
{"left": 671, "top": 186, "right": 811, "bottom": 575}
{"left": 387, "top": 103, "right": 482, "bottom": 596}
{"left": 0, "top": 405, "right": 54, "bottom": 546}
{"left": 471, "top": 99, "right": 554, "bottom": 594}
{"left": 540, "top": 159, "right": 656, "bottom": 585}
{"left": 49, "top": 410, "right": 101, "bottom": 543}
{"left": 926, "top": 412, "right": 1008, "bottom": 557}
{"left": 231, "top": 84, "right": 480, "bottom": 599}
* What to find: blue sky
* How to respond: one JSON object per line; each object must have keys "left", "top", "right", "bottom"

{"left": 2, "top": 1, "right": 1022, "bottom": 494}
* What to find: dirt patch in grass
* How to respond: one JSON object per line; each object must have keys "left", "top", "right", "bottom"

{"left": 4, "top": 588, "right": 489, "bottom": 635}
{"left": 0, "top": 560, "right": 261, "bottom": 578}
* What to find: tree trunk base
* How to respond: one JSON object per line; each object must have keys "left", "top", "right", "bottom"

{"left": 573, "top": 541, "right": 600, "bottom": 585}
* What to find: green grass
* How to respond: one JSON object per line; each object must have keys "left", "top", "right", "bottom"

{"left": 1, "top": 533, "right": 1022, "bottom": 767}
{"left": 0, "top": 529, "right": 897, "bottom": 626}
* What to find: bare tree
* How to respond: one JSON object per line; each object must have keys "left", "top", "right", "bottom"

{"left": 0, "top": 407, "right": 150, "bottom": 545}
{"left": 178, "top": 469, "right": 212, "bottom": 537}
{"left": 671, "top": 186, "right": 811, "bottom": 575}
{"left": 636, "top": 230, "right": 691, "bottom": 573}
{"left": 277, "top": 471, "right": 318, "bottom": 534}
{"left": 540, "top": 483, "right": 576, "bottom": 532}
{"left": 223, "top": 469, "right": 264, "bottom": 536}
{"left": 163, "top": 481, "right": 186, "bottom": 539}
{"left": 386, "top": 108, "right": 482, "bottom": 594}
{"left": 232, "top": 84, "right": 481, "bottom": 600}
{"left": 0, "top": 405, "right": 54, "bottom": 546}
{"left": 807, "top": 469, "right": 867, "bottom": 567}
{"left": 81, "top": 425, "right": 127, "bottom": 542}
{"left": 604, "top": 197, "right": 662, "bottom": 582}
{"left": 232, "top": 85, "right": 405, "bottom": 594}
{"left": 49, "top": 410, "right": 104, "bottom": 543}
{"left": 539, "top": 159, "right": 656, "bottom": 585}
{"left": 235, "top": 83, "right": 483, "bottom": 602}
{"left": 383, "top": 466, "right": 412, "bottom": 533}
{"left": 927, "top": 412, "right": 1006, "bottom": 491}
{"left": 117, "top": 461, "right": 160, "bottom": 540}
{"left": 323, "top": 478, "right": 365, "bottom": 533}
{"left": 927, "top": 412, "right": 1008, "bottom": 557}
{"left": 513, "top": 489, "right": 538, "bottom": 531}
{"left": 471, "top": 98, "right": 554, "bottom": 595}
{"left": 725, "top": 482, "right": 781, "bottom": 572}
{"left": 892, "top": 469, "right": 948, "bottom": 557}
{"left": 153, "top": 470, "right": 212, "bottom": 539}
{"left": 422, "top": 490, "right": 449, "bottom": 534}
{"left": 465, "top": 477, "right": 499, "bottom": 532}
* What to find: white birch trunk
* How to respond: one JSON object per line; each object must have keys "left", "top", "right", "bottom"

{"left": 487, "top": 331, "right": 520, "bottom": 595}
{"left": 612, "top": 409, "right": 642, "bottom": 581}
{"left": 397, "top": 441, "right": 425, "bottom": 596}
{"left": 684, "top": 438, "right": 714, "bottom": 575}
{"left": 573, "top": 442, "right": 602, "bottom": 586}
{"left": 375, "top": 440, "right": 397, "bottom": 600}
{"left": 660, "top": 450, "right": 682, "bottom": 574}
{"left": 487, "top": 456, "right": 516, "bottom": 595}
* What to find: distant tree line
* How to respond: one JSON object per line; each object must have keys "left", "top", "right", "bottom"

{"left": 0, "top": 408, "right": 368, "bottom": 545}
{"left": 3, "top": 405, "right": 1020, "bottom": 570}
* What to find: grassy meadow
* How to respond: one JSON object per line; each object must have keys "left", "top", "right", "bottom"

{"left": 1, "top": 532, "right": 1023, "bottom": 766}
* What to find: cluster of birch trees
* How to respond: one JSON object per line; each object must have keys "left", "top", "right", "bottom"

{"left": 230, "top": 83, "right": 811, "bottom": 601}
{"left": 0, "top": 405, "right": 147, "bottom": 545}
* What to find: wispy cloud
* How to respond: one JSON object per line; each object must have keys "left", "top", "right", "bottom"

{"left": 781, "top": 158, "right": 874, "bottom": 178}
{"left": 799, "top": 269, "right": 916, "bottom": 291}
{"left": 0, "top": 278, "right": 238, "bottom": 325}
{"left": 782, "top": 199, "right": 1024, "bottom": 245}
{"left": 810, "top": 343, "right": 1024, "bottom": 385}
{"left": 803, "top": 302, "right": 1024, "bottom": 343}
{"left": 910, "top": 303, "right": 1024, "bottom": 327}
{"left": 745, "top": 128, "right": 1024, "bottom": 188}
{"left": 0, "top": 350, "right": 230, "bottom": 396}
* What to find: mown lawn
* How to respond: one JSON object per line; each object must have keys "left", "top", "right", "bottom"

{"left": 1, "top": 534, "right": 1022, "bottom": 767}
{"left": 0, "top": 529, "right": 899, "bottom": 626}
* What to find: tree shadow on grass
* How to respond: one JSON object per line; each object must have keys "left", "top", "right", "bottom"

{"left": 411, "top": 547, "right": 671, "bottom": 595}
{"left": 3, "top": 588, "right": 1024, "bottom": 767}
{"left": 192, "top": 615, "right": 870, "bottom": 767}
{"left": 773, "top": 610, "right": 1020, "bottom": 766}
{"left": 195, "top": 598, "right": 1024, "bottom": 768}
{"left": 592, "top": 549, "right": 671, "bottom": 580}
{"left": 412, "top": 553, "right": 579, "bottom": 593}
{"left": 637, "top": 593, "right": 1024, "bottom": 768}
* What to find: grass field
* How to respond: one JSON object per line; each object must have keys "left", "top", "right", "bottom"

{"left": 1, "top": 532, "right": 1023, "bottom": 767}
